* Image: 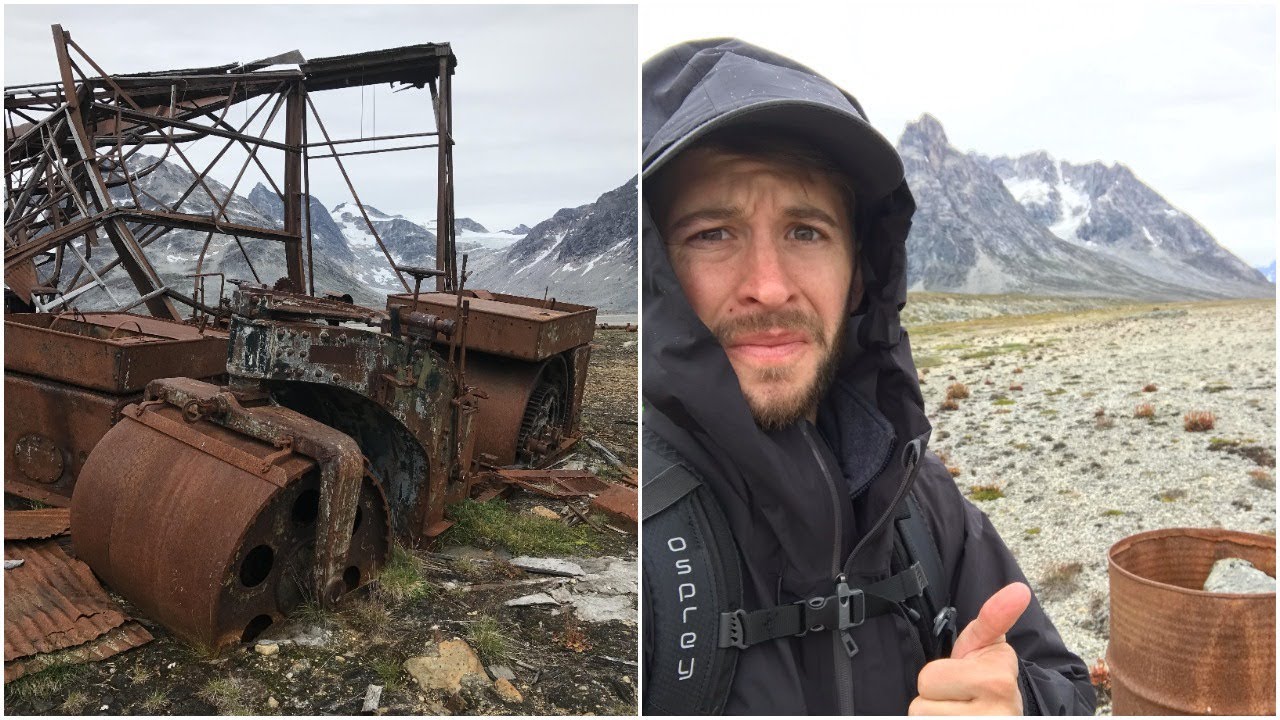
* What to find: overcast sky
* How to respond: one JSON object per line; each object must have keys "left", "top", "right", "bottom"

{"left": 4, "top": 4, "right": 637, "bottom": 233}
{"left": 642, "top": 1, "right": 1277, "bottom": 267}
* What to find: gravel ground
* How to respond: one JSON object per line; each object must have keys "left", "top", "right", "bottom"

{"left": 909, "top": 297, "right": 1276, "bottom": 713}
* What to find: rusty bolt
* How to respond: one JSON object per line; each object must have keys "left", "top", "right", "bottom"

{"left": 277, "top": 330, "right": 285, "bottom": 339}
{"left": 319, "top": 330, "right": 330, "bottom": 341}
{"left": 331, "top": 374, "right": 341, "bottom": 383}
{"left": 314, "top": 369, "right": 323, "bottom": 378}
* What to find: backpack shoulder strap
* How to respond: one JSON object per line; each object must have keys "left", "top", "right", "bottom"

{"left": 642, "top": 431, "right": 742, "bottom": 715}
{"left": 893, "top": 490, "right": 957, "bottom": 659}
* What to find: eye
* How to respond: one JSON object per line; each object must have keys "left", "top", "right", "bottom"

{"left": 688, "top": 227, "right": 729, "bottom": 243}
{"left": 790, "top": 225, "right": 824, "bottom": 242}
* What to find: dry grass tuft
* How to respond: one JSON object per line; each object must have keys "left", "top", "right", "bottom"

{"left": 935, "top": 450, "right": 962, "bottom": 478}
{"left": 1248, "top": 469, "right": 1274, "bottom": 490}
{"left": 1013, "top": 366, "right": 1024, "bottom": 374}
{"left": 1133, "top": 403, "right": 1155, "bottom": 419}
{"left": 968, "top": 483, "right": 1004, "bottom": 501}
{"left": 1009, "top": 384, "right": 1023, "bottom": 391}
{"left": 946, "top": 382, "right": 970, "bottom": 400}
{"left": 1142, "top": 383, "right": 1158, "bottom": 392}
{"left": 1183, "top": 410, "right": 1216, "bottom": 432}
{"left": 1041, "top": 561, "right": 1084, "bottom": 599}
{"left": 939, "top": 397, "right": 959, "bottom": 412}
{"left": 555, "top": 615, "right": 591, "bottom": 654}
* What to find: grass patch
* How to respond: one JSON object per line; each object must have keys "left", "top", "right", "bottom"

{"left": 372, "top": 657, "right": 405, "bottom": 691}
{"left": 1044, "top": 388, "right": 1067, "bottom": 396}
{"left": 139, "top": 689, "right": 169, "bottom": 714}
{"left": 446, "top": 498, "right": 598, "bottom": 556}
{"left": 1025, "top": 527, "right": 1041, "bottom": 536}
{"left": 1207, "top": 437, "right": 1240, "bottom": 450}
{"left": 1153, "top": 488, "right": 1187, "bottom": 503}
{"left": 959, "top": 343, "right": 1032, "bottom": 360}
{"left": 1184, "top": 410, "right": 1216, "bottom": 432}
{"left": 946, "top": 382, "right": 970, "bottom": 400}
{"left": 375, "top": 544, "right": 431, "bottom": 603}
{"left": 466, "top": 615, "right": 512, "bottom": 661}
{"left": 992, "top": 396, "right": 1015, "bottom": 406}
{"left": 939, "top": 397, "right": 959, "bottom": 412}
{"left": 5, "top": 661, "right": 89, "bottom": 704}
{"left": 60, "top": 690, "right": 91, "bottom": 714}
{"left": 914, "top": 354, "right": 944, "bottom": 369}
{"left": 1203, "top": 383, "right": 1233, "bottom": 393}
{"left": 1133, "top": 403, "right": 1155, "bottom": 419}
{"left": 1101, "top": 509, "right": 1126, "bottom": 517}
{"left": 968, "top": 484, "right": 1005, "bottom": 501}
{"left": 1041, "top": 562, "right": 1084, "bottom": 599}
{"left": 198, "top": 675, "right": 249, "bottom": 715}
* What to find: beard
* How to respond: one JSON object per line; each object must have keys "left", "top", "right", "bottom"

{"left": 712, "top": 308, "right": 847, "bottom": 431}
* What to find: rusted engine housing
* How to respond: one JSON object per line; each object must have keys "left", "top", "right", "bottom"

{"left": 4, "top": 312, "right": 228, "bottom": 505}
{"left": 385, "top": 290, "right": 595, "bottom": 466}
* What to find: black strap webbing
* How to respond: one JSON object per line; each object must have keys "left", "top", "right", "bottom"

{"left": 717, "top": 562, "right": 929, "bottom": 650}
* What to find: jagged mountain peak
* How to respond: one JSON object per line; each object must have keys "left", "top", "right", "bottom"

{"left": 900, "top": 113, "right": 951, "bottom": 150}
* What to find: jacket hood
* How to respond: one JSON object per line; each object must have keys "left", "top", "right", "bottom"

{"left": 643, "top": 38, "right": 931, "bottom": 588}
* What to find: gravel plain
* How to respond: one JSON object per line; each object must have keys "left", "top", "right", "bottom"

{"left": 907, "top": 295, "right": 1276, "bottom": 713}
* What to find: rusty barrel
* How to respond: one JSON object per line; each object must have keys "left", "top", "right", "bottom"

{"left": 71, "top": 402, "right": 389, "bottom": 650}
{"left": 1107, "top": 528, "right": 1275, "bottom": 715}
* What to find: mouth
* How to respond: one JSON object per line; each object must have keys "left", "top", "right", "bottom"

{"left": 724, "top": 330, "right": 811, "bottom": 362}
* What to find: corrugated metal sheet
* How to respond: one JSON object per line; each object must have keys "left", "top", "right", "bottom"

{"left": 4, "top": 621, "right": 152, "bottom": 682}
{"left": 3, "top": 540, "right": 129, "bottom": 661}
{"left": 4, "top": 508, "right": 71, "bottom": 540}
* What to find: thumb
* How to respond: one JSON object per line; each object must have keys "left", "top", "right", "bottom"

{"left": 950, "top": 582, "right": 1031, "bottom": 660}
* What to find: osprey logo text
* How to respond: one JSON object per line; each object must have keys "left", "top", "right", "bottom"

{"left": 668, "top": 536, "right": 698, "bottom": 680}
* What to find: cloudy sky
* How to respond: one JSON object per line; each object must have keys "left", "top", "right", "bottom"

{"left": 642, "top": 1, "right": 1277, "bottom": 267}
{"left": 5, "top": 4, "right": 637, "bottom": 233}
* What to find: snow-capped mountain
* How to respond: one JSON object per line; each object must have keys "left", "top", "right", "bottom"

{"left": 465, "top": 178, "right": 637, "bottom": 312}
{"left": 47, "top": 154, "right": 635, "bottom": 313}
{"left": 1253, "top": 261, "right": 1275, "bottom": 284}
{"left": 898, "top": 114, "right": 1271, "bottom": 299}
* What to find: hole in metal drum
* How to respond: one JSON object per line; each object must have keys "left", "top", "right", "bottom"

{"left": 241, "top": 614, "right": 273, "bottom": 643}
{"left": 292, "top": 489, "right": 320, "bottom": 525}
{"left": 240, "top": 545, "right": 274, "bottom": 587}
{"left": 353, "top": 506, "right": 363, "bottom": 532}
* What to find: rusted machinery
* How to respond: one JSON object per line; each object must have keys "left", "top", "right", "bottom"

{"left": 5, "top": 28, "right": 602, "bottom": 652}
{"left": 4, "top": 311, "right": 229, "bottom": 506}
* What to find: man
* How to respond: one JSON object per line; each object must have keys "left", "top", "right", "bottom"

{"left": 641, "top": 38, "right": 1095, "bottom": 715}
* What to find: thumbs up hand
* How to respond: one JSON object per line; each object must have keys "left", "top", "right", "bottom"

{"left": 908, "top": 582, "right": 1031, "bottom": 716}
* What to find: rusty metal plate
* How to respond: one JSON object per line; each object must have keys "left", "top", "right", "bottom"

{"left": 3, "top": 540, "right": 141, "bottom": 662}
{"left": 1107, "top": 528, "right": 1275, "bottom": 715}
{"left": 495, "top": 468, "right": 612, "bottom": 499}
{"left": 4, "top": 509, "right": 71, "bottom": 540}
{"left": 387, "top": 291, "right": 596, "bottom": 361}
{"left": 4, "top": 371, "right": 134, "bottom": 504}
{"left": 4, "top": 312, "right": 228, "bottom": 393}
{"left": 5, "top": 620, "right": 153, "bottom": 683}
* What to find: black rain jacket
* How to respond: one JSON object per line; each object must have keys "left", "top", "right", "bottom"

{"left": 641, "top": 38, "right": 1095, "bottom": 715}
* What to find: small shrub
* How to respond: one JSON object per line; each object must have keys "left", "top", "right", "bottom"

{"left": 946, "top": 383, "right": 970, "bottom": 400}
{"left": 60, "top": 690, "right": 91, "bottom": 714}
{"left": 373, "top": 657, "right": 405, "bottom": 691}
{"left": 968, "top": 484, "right": 1005, "bottom": 501}
{"left": 1183, "top": 410, "right": 1216, "bottom": 432}
{"left": 1041, "top": 561, "right": 1084, "bottom": 598}
{"left": 1009, "top": 384, "right": 1023, "bottom": 391}
{"left": 1248, "top": 469, "right": 1274, "bottom": 490}
{"left": 1142, "top": 383, "right": 1158, "bottom": 393}
{"left": 1095, "top": 413, "right": 1115, "bottom": 429}
{"left": 939, "top": 397, "right": 959, "bottom": 412}
{"left": 555, "top": 615, "right": 591, "bottom": 654}
{"left": 199, "top": 676, "right": 248, "bottom": 715}
{"left": 1133, "top": 403, "right": 1155, "bottom": 419}
{"left": 1153, "top": 488, "right": 1187, "bottom": 503}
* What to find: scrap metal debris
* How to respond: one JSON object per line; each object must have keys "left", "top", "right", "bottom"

{"left": 4, "top": 508, "right": 71, "bottom": 540}
{"left": 4, "top": 540, "right": 151, "bottom": 681}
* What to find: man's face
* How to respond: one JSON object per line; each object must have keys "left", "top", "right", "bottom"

{"left": 654, "top": 147, "right": 857, "bottom": 428}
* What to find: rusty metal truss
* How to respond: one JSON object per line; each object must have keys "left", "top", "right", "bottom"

{"left": 4, "top": 24, "right": 459, "bottom": 320}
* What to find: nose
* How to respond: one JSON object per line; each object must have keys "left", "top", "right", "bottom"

{"left": 738, "top": 235, "right": 797, "bottom": 308}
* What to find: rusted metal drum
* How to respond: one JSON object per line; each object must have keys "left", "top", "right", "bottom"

{"left": 71, "top": 403, "right": 389, "bottom": 650}
{"left": 1107, "top": 528, "right": 1275, "bottom": 715}
{"left": 466, "top": 353, "right": 565, "bottom": 466}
